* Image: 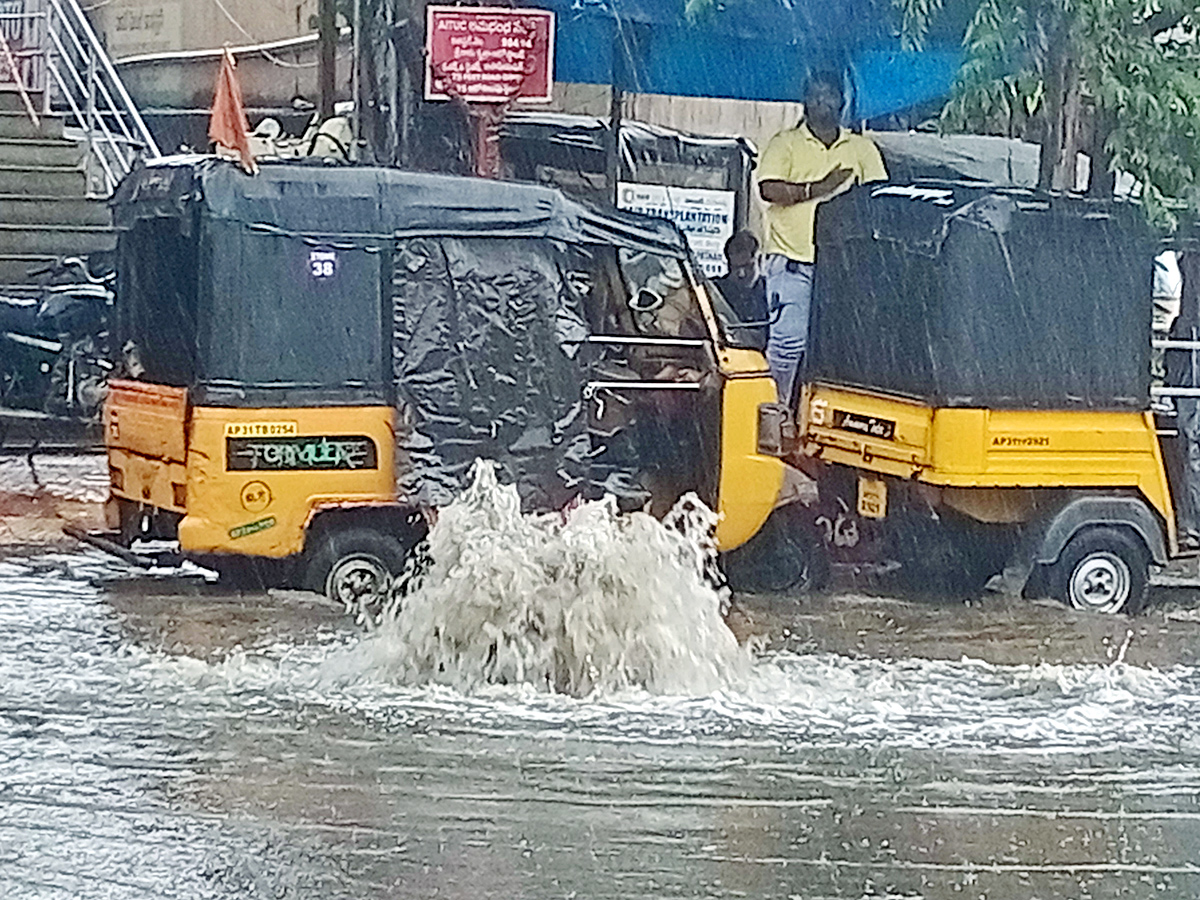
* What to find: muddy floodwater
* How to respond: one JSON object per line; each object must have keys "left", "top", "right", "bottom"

{"left": 1, "top": 546, "right": 1199, "bottom": 900}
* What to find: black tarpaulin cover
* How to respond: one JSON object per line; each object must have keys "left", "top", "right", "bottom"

{"left": 809, "top": 183, "right": 1154, "bottom": 410}
{"left": 870, "top": 133, "right": 1040, "bottom": 189}
{"left": 391, "top": 236, "right": 590, "bottom": 509}
{"left": 198, "top": 222, "right": 386, "bottom": 406}
{"left": 499, "top": 113, "right": 755, "bottom": 181}
{"left": 112, "top": 157, "right": 688, "bottom": 257}
{"left": 110, "top": 156, "right": 688, "bottom": 403}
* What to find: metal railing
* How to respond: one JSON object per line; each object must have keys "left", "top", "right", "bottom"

{"left": 1152, "top": 337, "right": 1200, "bottom": 401}
{"left": 0, "top": 0, "right": 159, "bottom": 195}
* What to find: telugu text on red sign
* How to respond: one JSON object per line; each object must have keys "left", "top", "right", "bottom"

{"left": 424, "top": 6, "right": 555, "bottom": 104}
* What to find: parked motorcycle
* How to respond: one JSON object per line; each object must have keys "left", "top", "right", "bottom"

{"left": 0, "top": 256, "right": 114, "bottom": 420}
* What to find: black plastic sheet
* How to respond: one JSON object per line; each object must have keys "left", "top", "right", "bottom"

{"left": 195, "top": 224, "right": 386, "bottom": 407}
{"left": 392, "top": 236, "right": 589, "bottom": 509}
{"left": 810, "top": 183, "right": 1154, "bottom": 410}
{"left": 110, "top": 158, "right": 693, "bottom": 402}
{"left": 113, "top": 158, "right": 688, "bottom": 257}
{"left": 871, "top": 133, "right": 1040, "bottom": 188}
{"left": 113, "top": 218, "right": 199, "bottom": 388}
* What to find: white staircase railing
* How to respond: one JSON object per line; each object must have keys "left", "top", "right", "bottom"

{"left": 0, "top": 0, "right": 160, "bottom": 194}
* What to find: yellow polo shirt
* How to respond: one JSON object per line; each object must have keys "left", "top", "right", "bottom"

{"left": 758, "top": 124, "right": 887, "bottom": 263}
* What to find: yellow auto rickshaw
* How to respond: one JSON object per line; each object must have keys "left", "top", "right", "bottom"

{"left": 81, "top": 158, "right": 809, "bottom": 602}
{"left": 759, "top": 181, "right": 1183, "bottom": 614}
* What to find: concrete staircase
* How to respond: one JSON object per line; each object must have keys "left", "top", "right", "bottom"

{"left": 0, "top": 94, "right": 116, "bottom": 289}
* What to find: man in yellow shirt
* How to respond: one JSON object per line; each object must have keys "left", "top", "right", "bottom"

{"left": 758, "top": 71, "right": 888, "bottom": 403}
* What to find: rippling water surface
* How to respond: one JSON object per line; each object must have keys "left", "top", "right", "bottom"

{"left": 3, "top": 547, "right": 1200, "bottom": 900}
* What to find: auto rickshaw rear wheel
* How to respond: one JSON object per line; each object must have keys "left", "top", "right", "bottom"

{"left": 303, "top": 527, "right": 411, "bottom": 610}
{"left": 1048, "top": 526, "right": 1149, "bottom": 615}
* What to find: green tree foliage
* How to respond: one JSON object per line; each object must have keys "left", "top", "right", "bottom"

{"left": 898, "top": 0, "right": 1200, "bottom": 228}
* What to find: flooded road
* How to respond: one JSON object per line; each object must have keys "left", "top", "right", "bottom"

{"left": 4, "top": 548, "right": 1200, "bottom": 899}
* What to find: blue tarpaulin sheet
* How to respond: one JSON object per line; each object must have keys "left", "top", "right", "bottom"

{"left": 531, "top": 0, "right": 960, "bottom": 117}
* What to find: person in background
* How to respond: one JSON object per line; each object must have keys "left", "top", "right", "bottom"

{"left": 1152, "top": 249, "right": 1184, "bottom": 388}
{"left": 757, "top": 70, "right": 887, "bottom": 404}
{"left": 712, "top": 231, "right": 768, "bottom": 348}
{"left": 1166, "top": 250, "right": 1200, "bottom": 547}
{"left": 1154, "top": 250, "right": 1183, "bottom": 335}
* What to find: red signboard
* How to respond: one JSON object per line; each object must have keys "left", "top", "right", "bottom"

{"left": 424, "top": 6, "right": 555, "bottom": 104}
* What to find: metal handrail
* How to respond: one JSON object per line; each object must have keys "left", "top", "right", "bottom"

{"left": 48, "top": 3, "right": 137, "bottom": 147}
{"left": 46, "top": 56, "right": 115, "bottom": 187}
{"left": 1154, "top": 328, "right": 1200, "bottom": 399}
{"left": 52, "top": 0, "right": 157, "bottom": 152}
{"left": 1, "top": 0, "right": 159, "bottom": 195}
{"left": 44, "top": 24, "right": 126, "bottom": 182}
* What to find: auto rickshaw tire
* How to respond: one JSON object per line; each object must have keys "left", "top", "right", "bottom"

{"left": 721, "top": 506, "right": 830, "bottom": 595}
{"left": 1048, "top": 526, "right": 1149, "bottom": 616}
{"left": 303, "top": 527, "right": 411, "bottom": 609}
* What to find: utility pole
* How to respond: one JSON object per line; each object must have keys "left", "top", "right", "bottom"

{"left": 351, "top": 0, "right": 360, "bottom": 154}
{"left": 606, "top": 29, "right": 623, "bottom": 204}
{"left": 318, "top": 0, "right": 337, "bottom": 121}
{"left": 606, "top": 82, "right": 623, "bottom": 203}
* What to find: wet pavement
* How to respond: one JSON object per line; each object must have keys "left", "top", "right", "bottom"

{"left": 4, "top": 548, "right": 1200, "bottom": 899}
{"left": 730, "top": 578, "right": 1200, "bottom": 668}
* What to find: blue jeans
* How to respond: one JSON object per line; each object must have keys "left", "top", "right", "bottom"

{"left": 763, "top": 254, "right": 814, "bottom": 405}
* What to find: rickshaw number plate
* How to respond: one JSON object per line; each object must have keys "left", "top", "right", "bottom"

{"left": 857, "top": 477, "right": 887, "bottom": 519}
{"left": 833, "top": 409, "right": 895, "bottom": 440}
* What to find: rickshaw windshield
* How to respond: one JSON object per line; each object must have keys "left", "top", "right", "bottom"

{"left": 702, "top": 276, "right": 766, "bottom": 351}
{"left": 616, "top": 249, "right": 708, "bottom": 340}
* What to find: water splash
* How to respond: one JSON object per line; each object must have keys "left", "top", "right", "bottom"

{"left": 331, "top": 460, "right": 749, "bottom": 696}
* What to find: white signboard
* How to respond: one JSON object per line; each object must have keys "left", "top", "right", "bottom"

{"left": 617, "top": 183, "right": 736, "bottom": 277}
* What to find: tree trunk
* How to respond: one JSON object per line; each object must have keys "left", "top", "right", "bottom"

{"left": 1053, "top": 56, "right": 1086, "bottom": 190}
{"left": 356, "top": 0, "right": 513, "bottom": 174}
{"left": 1039, "top": 34, "right": 1086, "bottom": 192}
{"left": 1085, "top": 108, "right": 1117, "bottom": 198}
{"left": 1037, "top": 37, "right": 1065, "bottom": 191}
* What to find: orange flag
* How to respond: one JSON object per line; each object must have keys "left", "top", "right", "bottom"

{"left": 208, "top": 48, "right": 258, "bottom": 174}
